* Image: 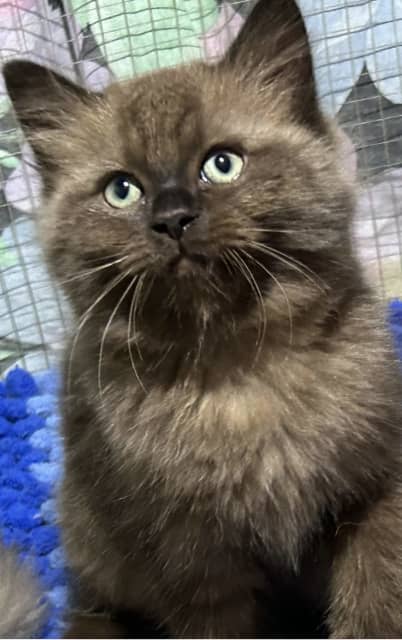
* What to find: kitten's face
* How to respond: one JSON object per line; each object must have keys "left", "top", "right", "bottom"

{"left": 4, "top": 0, "right": 355, "bottom": 338}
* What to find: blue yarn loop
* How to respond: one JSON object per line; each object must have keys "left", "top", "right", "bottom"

{"left": 0, "top": 367, "right": 66, "bottom": 637}
{"left": 389, "top": 299, "right": 402, "bottom": 361}
{"left": 1, "top": 302, "right": 402, "bottom": 636}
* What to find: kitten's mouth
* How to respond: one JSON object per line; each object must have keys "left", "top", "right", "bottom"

{"left": 169, "top": 251, "right": 208, "bottom": 276}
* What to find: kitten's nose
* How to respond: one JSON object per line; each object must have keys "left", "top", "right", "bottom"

{"left": 151, "top": 188, "right": 197, "bottom": 241}
{"left": 152, "top": 211, "right": 197, "bottom": 241}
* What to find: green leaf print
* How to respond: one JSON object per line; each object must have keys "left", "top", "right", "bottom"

{"left": 71, "top": 0, "right": 218, "bottom": 78}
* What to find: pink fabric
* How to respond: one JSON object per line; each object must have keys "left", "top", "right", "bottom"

{"left": 200, "top": 1, "right": 244, "bottom": 61}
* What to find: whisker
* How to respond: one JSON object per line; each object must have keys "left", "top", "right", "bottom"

{"left": 227, "top": 248, "right": 267, "bottom": 363}
{"left": 221, "top": 253, "right": 235, "bottom": 277}
{"left": 78, "top": 252, "right": 125, "bottom": 264}
{"left": 127, "top": 273, "right": 147, "bottom": 393}
{"left": 208, "top": 272, "right": 231, "bottom": 302}
{"left": 132, "top": 274, "right": 148, "bottom": 362}
{"left": 139, "top": 271, "right": 157, "bottom": 323}
{"left": 247, "top": 241, "right": 328, "bottom": 295}
{"left": 239, "top": 247, "right": 293, "bottom": 349}
{"left": 149, "top": 342, "right": 174, "bottom": 373}
{"left": 59, "top": 256, "right": 127, "bottom": 286}
{"left": 243, "top": 227, "right": 299, "bottom": 235}
{"left": 67, "top": 270, "right": 128, "bottom": 394}
{"left": 97, "top": 275, "right": 139, "bottom": 396}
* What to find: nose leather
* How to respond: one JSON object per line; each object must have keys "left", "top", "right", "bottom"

{"left": 151, "top": 188, "right": 198, "bottom": 241}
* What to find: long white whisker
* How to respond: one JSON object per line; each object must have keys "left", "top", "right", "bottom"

{"left": 67, "top": 270, "right": 128, "bottom": 394}
{"left": 59, "top": 256, "right": 127, "bottom": 286}
{"left": 97, "top": 275, "right": 139, "bottom": 396}
{"left": 243, "top": 227, "right": 299, "bottom": 235}
{"left": 227, "top": 248, "right": 267, "bottom": 363}
{"left": 127, "top": 274, "right": 147, "bottom": 393}
{"left": 248, "top": 241, "right": 327, "bottom": 295}
{"left": 239, "top": 247, "right": 293, "bottom": 349}
{"left": 208, "top": 273, "right": 231, "bottom": 302}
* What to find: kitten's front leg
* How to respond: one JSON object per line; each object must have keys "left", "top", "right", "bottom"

{"left": 328, "top": 484, "right": 402, "bottom": 638}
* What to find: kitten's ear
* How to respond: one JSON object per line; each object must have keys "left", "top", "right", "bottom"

{"left": 3, "top": 61, "right": 95, "bottom": 164}
{"left": 223, "top": 0, "right": 323, "bottom": 130}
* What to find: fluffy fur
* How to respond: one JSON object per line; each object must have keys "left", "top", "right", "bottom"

{"left": 4, "top": 0, "right": 402, "bottom": 636}
{"left": 0, "top": 544, "right": 46, "bottom": 638}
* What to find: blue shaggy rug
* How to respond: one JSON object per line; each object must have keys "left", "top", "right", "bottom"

{"left": 0, "top": 368, "right": 67, "bottom": 637}
{"left": 1, "top": 299, "right": 402, "bottom": 637}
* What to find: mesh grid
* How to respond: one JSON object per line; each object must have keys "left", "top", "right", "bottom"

{"left": 1, "top": 0, "right": 402, "bottom": 373}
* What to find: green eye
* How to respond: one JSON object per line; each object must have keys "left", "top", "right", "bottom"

{"left": 104, "top": 174, "right": 142, "bottom": 208}
{"left": 201, "top": 151, "right": 244, "bottom": 184}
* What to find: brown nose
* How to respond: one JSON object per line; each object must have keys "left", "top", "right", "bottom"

{"left": 151, "top": 188, "right": 198, "bottom": 241}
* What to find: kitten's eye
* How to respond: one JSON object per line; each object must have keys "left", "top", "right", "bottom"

{"left": 104, "top": 174, "right": 142, "bottom": 208}
{"left": 201, "top": 151, "right": 244, "bottom": 184}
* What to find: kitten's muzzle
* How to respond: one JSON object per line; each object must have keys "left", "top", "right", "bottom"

{"left": 150, "top": 187, "right": 199, "bottom": 241}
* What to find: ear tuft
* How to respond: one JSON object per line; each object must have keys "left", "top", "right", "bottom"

{"left": 3, "top": 60, "right": 96, "bottom": 169}
{"left": 223, "top": 0, "right": 323, "bottom": 131}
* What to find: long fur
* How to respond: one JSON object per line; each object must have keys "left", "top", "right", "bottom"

{"left": 0, "top": 544, "right": 46, "bottom": 638}
{"left": 4, "top": 0, "right": 402, "bottom": 637}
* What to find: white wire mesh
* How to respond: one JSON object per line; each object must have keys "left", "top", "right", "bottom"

{"left": 0, "top": 0, "right": 401, "bottom": 373}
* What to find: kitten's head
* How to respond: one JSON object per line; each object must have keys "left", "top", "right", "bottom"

{"left": 4, "top": 0, "right": 356, "bottom": 347}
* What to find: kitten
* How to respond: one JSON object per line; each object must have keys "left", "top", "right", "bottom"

{"left": 4, "top": 0, "right": 402, "bottom": 636}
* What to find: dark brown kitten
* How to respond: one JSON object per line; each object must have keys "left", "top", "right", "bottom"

{"left": 4, "top": 0, "right": 402, "bottom": 637}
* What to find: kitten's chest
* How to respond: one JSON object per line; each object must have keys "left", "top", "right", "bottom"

{"left": 106, "top": 366, "right": 316, "bottom": 513}
{"left": 92, "top": 352, "right": 359, "bottom": 560}
{"left": 100, "top": 370, "right": 333, "bottom": 563}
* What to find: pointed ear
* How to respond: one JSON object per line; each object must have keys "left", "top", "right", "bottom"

{"left": 223, "top": 0, "right": 323, "bottom": 131}
{"left": 3, "top": 61, "right": 96, "bottom": 166}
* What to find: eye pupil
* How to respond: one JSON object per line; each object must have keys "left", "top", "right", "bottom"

{"left": 114, "top": 177, "right": 130, "bottom": 199}
{"left": 200, "top": 150, "right": 243, "bottom": 184}
{"left": 215, "top": 154, "right": 231, "bottom": 174}
{"left": 104, "top": 174, "right": 142, "bottom": 208}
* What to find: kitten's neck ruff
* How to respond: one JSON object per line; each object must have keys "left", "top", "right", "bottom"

{"left": 81, "top": 276, "right": 349, "bottom": 393}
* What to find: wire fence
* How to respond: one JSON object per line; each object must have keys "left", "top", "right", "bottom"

{"left": 0, "top": 0, "right": 401, "bottom": 373}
